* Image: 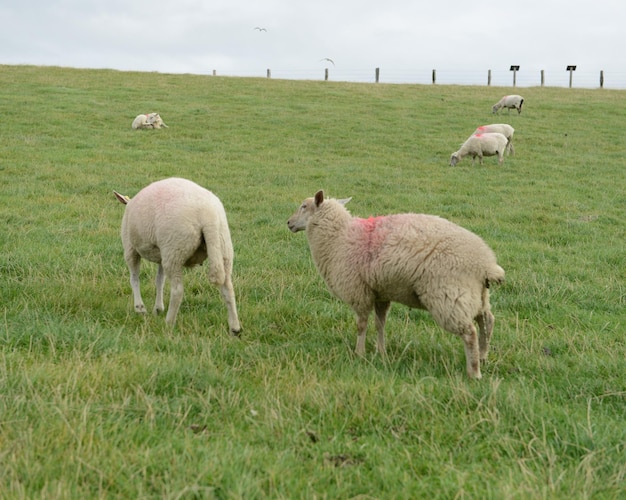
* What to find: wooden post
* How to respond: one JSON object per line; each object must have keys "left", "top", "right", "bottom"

{"left": 510, "top": 66, "right": 519, "bottom": 87}
{"left": 432, "top": 69, "right": 436, "bottom": 84}
{"left": 567, "top": 65, "right": 576, "bottom": 88}
{"left": 600, "top": 70, "right": 604, "bottom": 88}
{"left": 267, "top": 69, "right": 271, "bottom": 79}
{"left": 325, "top": 68, "right": 329, "bottom": 81}
{"left": 487, "top": 69, "right": 491, "bottom": 86}
{"left": 212, "top": 69, "right": 217, "bottom": 76}
{"left": 541, "top": 70, "right": 545, "bottom": 87}
{"left": 375, "top": 67, "right": 380, "bottom": 83}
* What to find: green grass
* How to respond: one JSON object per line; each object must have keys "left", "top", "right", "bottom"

{"left": 1, "top": 64, "right": 625, "bottom": 498}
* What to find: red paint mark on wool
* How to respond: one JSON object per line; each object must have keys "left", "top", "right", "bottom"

{"left": 355, "top": 215, "right": 386, "bottom": 232}
{"left": 476, "top": 126, "right": 486, "bottom": 132}
{"left": 354, "top": 216, "right": 388, "bottom": 256}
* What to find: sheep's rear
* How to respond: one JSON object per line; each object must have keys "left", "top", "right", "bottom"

{"left": 118, "top": 177, "right": 241, "bottom": 334}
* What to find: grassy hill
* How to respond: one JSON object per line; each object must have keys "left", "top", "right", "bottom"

{"left": 0, "top": 65, "right": 624, "bottom": 498}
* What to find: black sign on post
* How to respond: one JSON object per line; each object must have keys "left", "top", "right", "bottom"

{"left": 510, "top": 65, "right": 520, "bottom": 87}
{"left": 567, "top": 65, "right": 577, "bottom": 88}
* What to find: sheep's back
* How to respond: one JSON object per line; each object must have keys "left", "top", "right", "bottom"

{"left": 365, "top": 214, "right": 498, "bottom": 291}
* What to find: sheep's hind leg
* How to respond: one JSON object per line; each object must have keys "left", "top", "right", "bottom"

{"left": 461, "top": 324, "right": 482, "bottom": 379}
{"left": 477, "top": 311, "right": 495, "bottom": 362}
{"left": 219, "top": 276, "right": 241, "bottom": 335}
{"left": 153, "top": 264, "right": 166, "bottom": 315}
{"left": 126, "top": 251, "right": 147, "bottom": 315}
{"left": 374, "top": 301, "right": 391, "bottom": 357}
{"left": 165, "top": 268, "right": 184, "bottom": 326}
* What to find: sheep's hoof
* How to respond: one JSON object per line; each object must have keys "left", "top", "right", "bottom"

{"left": 135, "top": 305, "right": 147, "bottom": 314}
{"left": 231, "top": 328, "right": 242, "bottom": 336}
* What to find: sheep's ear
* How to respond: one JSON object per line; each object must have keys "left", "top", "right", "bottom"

{"left": 337, "top": 197, "right": 352, "bottom": 206}
{"left": 113, "top": 190, "right": 130, "bottom": 205}
{"left": 314, "top": 190, "right": 324, "bottom": 207}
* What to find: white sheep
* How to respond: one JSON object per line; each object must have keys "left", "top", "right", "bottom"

{"left": 473, "top": 123, "right": 515, "bottom": 155}
{"left": 114, "top": 177, "right": 241, "bottom": 334}
{"left": 287, "top": 191, "right": 505, "bottom": 379}
{"left": 492, "top": 95, "right": 524, "bottom": 114}
{"left": 450, "top": 132, "right": 508, "bottom": 167}
{"left": 131, "top": 113, "right": 168, "bottom": 129}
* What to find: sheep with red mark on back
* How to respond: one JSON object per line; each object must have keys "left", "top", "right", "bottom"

{"left": 114, "top": 177, "right": 241, "bottom": 334}
{"left": 287, "top": 191, "right": 505, "bottom": 379}
{"left": 473, "top": 124, "right": 515, "bottom": 155}
{"left": 450, "top": 132, "right": 508, "bottom": 166}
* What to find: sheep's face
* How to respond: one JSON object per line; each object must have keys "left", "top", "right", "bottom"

{"left": 287, "top": 197, "right": 317, "bottom": 233}
{"left": 450, "top": 154, "right": 459, "bottom": 166}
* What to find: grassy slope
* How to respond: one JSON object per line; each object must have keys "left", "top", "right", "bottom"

{"left": 0, "top": 65, "right": 624, "bottom": 498}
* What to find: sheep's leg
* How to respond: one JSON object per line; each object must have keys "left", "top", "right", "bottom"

{"left": 355, "top": 313, "right": 369, "bottom": 356}
{"left": 126, "top": 251, "right": 147, "bottom": 315}
{"left": 461, "top": 324, "right": 482, "bottom": 379}
{"left": 477, "top": 311, "right": 495, "bottom": 361}
{"left": 219, "top": 276, "right": 241, "bottom": 335}
{"left": 374, "top": 301, "right": 391, "bottom": 357}
{"left": 154, "top": 264, "right": 166, "bottom": 315}
{"left": 165, "top": 268, "right": 184, "bottom": 326}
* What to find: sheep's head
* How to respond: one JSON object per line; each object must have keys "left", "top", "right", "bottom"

{"left": 287, "top": 190, "right": 351, "bottom": 232}
{"left": 287, "top": 195, "right": 317, "bottom": 232}
{"left": 450, "top": 153, "right": 460, "bottom": 166}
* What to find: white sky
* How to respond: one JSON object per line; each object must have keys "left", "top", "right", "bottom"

{"left": 1, "top": 0, "right": 625, "bottom": 87}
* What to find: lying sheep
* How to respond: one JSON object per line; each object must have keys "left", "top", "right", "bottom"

{"left": 450, "top": 132, "right": 508, "bottom": 166}
{"left": 131, "top": 112, "right": 168, "bottom": 129}
{"left": 287, "top": 191, "right": 505, "bottom": 379}
{"left": 492, "top": 95, "right": 524, "bottom": 114}
{"left": 473, "top": 124, "right": 515, "bottom": 155}
{"left": 114, "top": 177, "right": 241, "bottom": 334}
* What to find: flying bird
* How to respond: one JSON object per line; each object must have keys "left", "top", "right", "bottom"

{"left": 320, "top": 58, "right": 335, "bottom": 66}
{"left": 254, "top": 27, "right": 267, "bottom": 32}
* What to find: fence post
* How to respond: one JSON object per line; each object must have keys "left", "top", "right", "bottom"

{"left": 325, "top": 68, "right": 329, "bottom": 81}
{"left": 267, "top": 69, "right": 271, "bottom": 79}
{"left": 567, "top": 65, "right": 576, "bottom": 88}
{"left": 432, "top": 69, "right": 436, "bottom": 84}
{"left": 487, "top": 69, "right": 491, "bottom": 86}
{"left": 212, "top": 69, "right": 217, "bottom": 76}
{"left": 600, "top": 70, "right": 604, "bottom": 88}
{"left": 541, "top": 70, "right": 545, "bottom": 87}
{"left": 375, "top": 67, "right": 380, "bottom": 83}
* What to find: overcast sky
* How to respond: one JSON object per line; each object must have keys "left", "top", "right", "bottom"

{"left": 2, "top": 0, "right": 625, "bottom": 88}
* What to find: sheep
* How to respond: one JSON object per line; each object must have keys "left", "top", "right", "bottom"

{"left": 473, "top": 123, "right": 515, "bottom": 155}
{"left": 450, "top": 132, "right": 508, "bottom": 166}
{"left": 492, "top": 95, "right": 524, "bottom": 114}
{"left": 131, "top": 112, "right": 168, "bottom": 129}
{"left": 114, "top": 177, "right": 241, "bottom": 334}
{"left": 287, "top": 190, "right": 505, "bottom": 379}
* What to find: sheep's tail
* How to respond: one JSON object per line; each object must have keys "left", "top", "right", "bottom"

{"left": 203, "top": 218, "right": 228, "bottom": 286}
{"left": 485, "top": 264, "right": 505, "bottom": 288}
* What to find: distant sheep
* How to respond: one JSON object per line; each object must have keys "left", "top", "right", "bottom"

{"left": 288, "top": 191, "right": 505, "bottom": 379}
{"left": 492, "top": 95, "right": 524, "bottom": 114}
{"left": 131, "top": 113, "right": 168, "bottom": 129}
{"left": 450, "top": 132, "right": 508, "bottom": 166}
{"left": 474, "top": 123, "right": 515, "bottom": 155}
{"left": 114, "top": 177, "right": 241, "bottom": 334}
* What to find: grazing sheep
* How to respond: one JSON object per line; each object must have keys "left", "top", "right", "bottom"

{"left": 450, "top": 132, "right": 508, "bottom": 166}
{"left": 492, "top": 95, "right": 524, "bottom": 114}
{"left": 114, "top": 177, "right": 241, "bottom": 334}
{"left": 473, "top": 124, "right": 515, "bottom": 155}
{"left": 131, "top": 112, "right": 168, "bottom": 129}
{"left": 287, "top": 191, "right": 505, "bottom": 379}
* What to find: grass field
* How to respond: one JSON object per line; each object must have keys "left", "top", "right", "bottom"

{"left": 1, "top": 64, "right": 624, "bottom": 498}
